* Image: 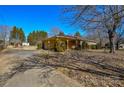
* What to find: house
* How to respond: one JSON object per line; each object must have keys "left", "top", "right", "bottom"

{"left": 42, "top": 35, "right": 97, "bottom": 52}
{"left": 9, "top": 39, "right": 22, "bottom": 47}
{"left": 22, "top": 42, "right": 30, "bottom": 46}
{"left": 119, "top": 44, "right": 124, "bottom": 49}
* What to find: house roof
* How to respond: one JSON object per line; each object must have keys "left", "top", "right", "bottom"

{"left": 44, "top": 35, "right": 84, "bottom": 40}
{"left": 44, "top": 35, "right": 96, "bottom": 43}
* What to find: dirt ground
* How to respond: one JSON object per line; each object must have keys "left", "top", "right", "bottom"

{"left": 0, "top": 46, "right": 81, "bottom": 87}
{"left": 0, "top": 46, "right": 39, "bottom": 75}
{"left": 0, "top": 47, "right": 124, "bottom": 87}
{"left": 0, "top": 46, "right": 42, "bottom": 86}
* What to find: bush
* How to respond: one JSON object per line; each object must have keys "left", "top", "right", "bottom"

{"left": 55, "top": 39, "right": 66, "bottom": 52}
{"left": 37, "top": 43, "right": 42, "bottom": 49}
{"left": 0, "top": 45, "right": 4, "bottom": 51}
{"left": 91, "top": 45, "right": 97, "bottom": 49}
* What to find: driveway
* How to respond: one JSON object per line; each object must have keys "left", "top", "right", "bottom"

{"left": 0, "top": 47, "right": 81, "bottom": 87}
{"left": 0, "top": 46, "right": 39, "bottom": 75}
{"left": 4, "top": 67, "right": 81, "bottom": 87}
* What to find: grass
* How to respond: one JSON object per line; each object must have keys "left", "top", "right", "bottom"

{"left": 1, "top": 49, "right": 124, "bottom": 87}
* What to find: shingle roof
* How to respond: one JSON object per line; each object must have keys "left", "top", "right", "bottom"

{"left": 44, "top": 35, "right": 96, "bottom": 43}
{"left": 51, "top": 35, "right": 85, "bottom": 40}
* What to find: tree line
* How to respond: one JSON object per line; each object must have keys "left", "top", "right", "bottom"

{"left": 10, "top": 26, "right": 26, "bottom": 44}
{"left": 1, "top": 25, "right": 76, "bottom": 47}
{"left": 0, "top": 25, "right": 49, "bottom": 46}
{"left": 27, "top": 30, "right": 48, "bottom": 45}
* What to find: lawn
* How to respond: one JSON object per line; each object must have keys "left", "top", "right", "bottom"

{"left": 1, "top": 48, "right": 124, "bottom": 87}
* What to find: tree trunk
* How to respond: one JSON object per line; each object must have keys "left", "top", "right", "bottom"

{"left": 116, "top": 41, "right": 119, "bottom": 50}
{"left": 99, "top": 40, "right": 102, "bottom": 49}
{"left": 108, "top": 31, "right": 116, "bottom": 53}
{"left": 3, "top": 38, "right": 6, "bottom": 49}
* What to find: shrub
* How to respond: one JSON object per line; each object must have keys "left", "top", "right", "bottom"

{"left": 37, "top": 43, "right": 42, "bottom": 49}
{"left": 55, "top": 39, "right": 66, "bottom": 52}
{"left": 91, "top": 45, "right": 96, "bottom": 49}
{"left": 0, "top": 44, "right": 4, "bottom": 51}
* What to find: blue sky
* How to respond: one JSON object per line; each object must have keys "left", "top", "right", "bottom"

{"left": 0, "top": 5, "right": 84, "bottom": 37}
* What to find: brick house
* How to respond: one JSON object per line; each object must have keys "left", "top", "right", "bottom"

{"left": 42, "top": 35, "right": 97, "bottom": 51}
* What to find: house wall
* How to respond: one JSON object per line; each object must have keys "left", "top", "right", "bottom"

{"left": 68, "top": 40, "right": 81, "bottom": 49}
{"left": 48, "top": 40, "right": 56, "bottom": 50}
{"left": 43, "top": 37, "right": 72, "bottom": 50}
{"left": 43, "top": 38, "right": 57, "bottom": 50}
{"left": 119, "top": 44, "right": 124, "bottom": 49}
{"left": 68, "top": 40, "right": 76, "bottom": 49}
{"left": 87, "top": 42, "right": 97, "bottom": 49}
{"left": 22, "top": 43, "right": 29, "bottom": 46}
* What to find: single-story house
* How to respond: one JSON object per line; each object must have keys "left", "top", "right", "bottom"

{"left": 119, "top": 44, "right": 124, "bottom": 49}
{"left": 22, "top": 42, "right": 30, "bottom": 46}
{"left": 42, "top": 35, "right": 97, "bottom": 51}
{"left": 9, "top": 39, "right": 22, "bottom": 47}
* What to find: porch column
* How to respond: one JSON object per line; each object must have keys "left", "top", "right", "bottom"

{"left": 80, "top": 41, "right": 83, "bottom": 50}
{"left": 67, "top": 40, "right": 69, "bottom": 50}
{"left": 76, "top": 40, "right": 78, "bottom": 48}
{"left": 48, "top": 41, "right": 50, "bottom": 50}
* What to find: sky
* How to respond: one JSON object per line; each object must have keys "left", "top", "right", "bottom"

{"left": 0, "top": 5, "right": 83, "bottom": 37}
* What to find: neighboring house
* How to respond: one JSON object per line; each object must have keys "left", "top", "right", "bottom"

{"left": 42, "top": 35, "right": 97, "bottom": 51}
{"left": 22, "top": 42, "right": 30, "bottom": 46}
{"left": 87, "top": 40, "right": 97, "bottom": 49}
{"left": 119, "top": 44, "right": 124, "bottom": 49}
{"left": 9, "top": 39, "right": 22, "bottom": 47}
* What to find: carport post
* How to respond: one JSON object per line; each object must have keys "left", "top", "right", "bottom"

{"left": 67, "top": 40, "right": 69, "bottom": 50}
{"left": 80, "top": 41, "right": 83, "bottom": 50}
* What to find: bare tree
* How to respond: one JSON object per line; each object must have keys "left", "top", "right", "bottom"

{"left": 116, "top": 24, "right": 124, "bottom": 50}
{"left": 58, "top": 31, "right": 65, "bottom": 36}
{"left": 0, "top": 25, "right": 11, "bottom": 47}
{"left": 50, "top": 27, "right": 63, "bottom": 36}
{"left": 62, "top": 5, "right": 124, "bottom": 53}
{"left": 86, "top": 30, "right": 108, "bottom": 48}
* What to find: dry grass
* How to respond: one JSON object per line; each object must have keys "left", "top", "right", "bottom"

{"left": 55, "top": 50, "right": 124, "bottom": 87}
{"left": 1, "top": 48, "right": 124, "bottom": 87}
{"left": 32, "top": 50, "right": 124, "bottom": 87}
